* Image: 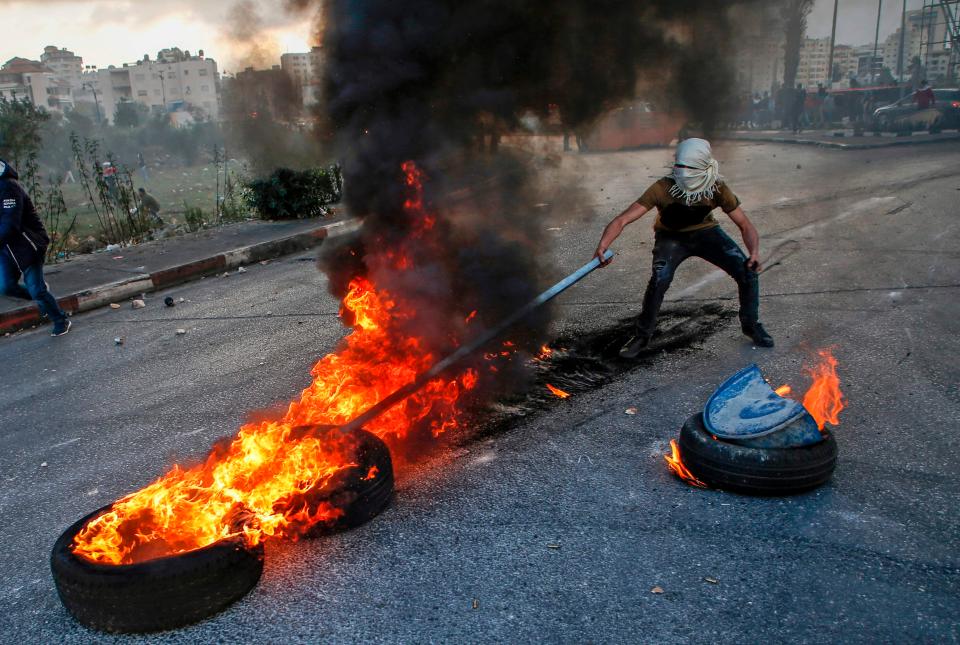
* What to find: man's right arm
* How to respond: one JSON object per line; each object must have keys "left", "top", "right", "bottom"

{"left": 594, "top": 201, "right": 649, "bottom": 265}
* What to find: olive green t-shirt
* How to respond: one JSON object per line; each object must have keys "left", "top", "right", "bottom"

{"left": 637, "top": 177, "right": 741, "bottom": 233}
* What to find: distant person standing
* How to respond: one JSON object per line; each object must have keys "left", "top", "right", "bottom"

{"left": 0, "top": 159, "right": 71, "bottom": 336}
{"left": 791, "top": 83, "right": 807, "bottom": 133}
{"left": 102, "top": 162, "right": 119, "bottom": 203}
{"left": 137, "top": 152, "right": 149, "bottom": 182}
{"left": 914, "top": 80, "right": 935, "bottom": 110}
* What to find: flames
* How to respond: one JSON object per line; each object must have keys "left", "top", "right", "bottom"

{"left": 71, "top": 162, "right": 480, "bottom": 565}
{"left": 666, "top": 349, "right": 846, "bottom": 487}
{"left": 664, "top": 440, "right": 707, "bottom": 488}
{"left": 801, "top": 349, "right": 845, "bottom": 430}
{"left": 546, "top": 383, "right": 571, "bottom": 399}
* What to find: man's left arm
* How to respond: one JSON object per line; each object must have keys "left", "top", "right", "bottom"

{"left": 726, "top": 206, "right": 762, "bottom": 271}
{"left": 0, "top": 184, "right": 24, "bottom": 246}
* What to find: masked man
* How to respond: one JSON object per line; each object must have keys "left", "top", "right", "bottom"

{"left": 594, "top": 138, "right": 772, "bottom": 358}
{"left": 0, "top": 159, "right": 71, "bottom": 336}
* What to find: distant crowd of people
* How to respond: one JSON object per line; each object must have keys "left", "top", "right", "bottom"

{"left": 732, "top": 80, "right": 940, "bottom": 133}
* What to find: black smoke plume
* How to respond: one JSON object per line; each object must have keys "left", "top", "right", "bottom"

{"left": 313, "top": 0, "right": 767, "bottom": 428}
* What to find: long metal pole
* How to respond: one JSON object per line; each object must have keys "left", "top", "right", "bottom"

{"left": 827, "top": 0, "right": 840, "bottom": 87}
{"left": 337, "top": 250, "right": 616, "bottom": 435}
{"left": 873, "top": 0, "right": 884, "bottom": 84}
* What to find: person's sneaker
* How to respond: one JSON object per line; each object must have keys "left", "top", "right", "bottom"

{"left": 51, "top": 319, "right": 72, "bottom": 337}
{"left": 742, "top": 322, "right": 774, "bottom": 348}
{"left": 619, "top": 333, "right": 652, "bottom": 359}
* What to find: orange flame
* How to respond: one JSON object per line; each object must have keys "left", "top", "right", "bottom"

{"left": 546, "top": 384, "right": 570, "bottom": 399}
{"left": 775, "top": 385, "right": 792, "bottom": 397}
{"left": 362, "top": 466, "right": 379, "bottom": 481}
{"left": 538, "top": 345, "right": 553, "bottom": 359}
{"left": 664, "top": 440, "right": 706, "bottom": 488}
{"left": 70, "top": 162, "right": 480, "bottom": 565}
{"left": 802, "top": 349, "right": 845, "bottom": 430}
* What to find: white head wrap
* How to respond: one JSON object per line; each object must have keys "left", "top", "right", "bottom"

{"left": 669, "top": 138, "right": 722, "bottom": 205}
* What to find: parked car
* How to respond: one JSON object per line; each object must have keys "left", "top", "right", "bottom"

{"left": 873, "top": 89, "right": 960, "bottom": 131}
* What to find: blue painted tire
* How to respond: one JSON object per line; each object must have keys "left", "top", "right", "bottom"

{"left": 678, "top": 413, "right": 838, "bottom": 495}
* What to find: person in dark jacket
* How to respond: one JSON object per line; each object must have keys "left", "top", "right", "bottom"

{"left": 0, "top": 159, "right": 71, "bottom": 335}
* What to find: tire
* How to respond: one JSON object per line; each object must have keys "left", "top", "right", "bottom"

{"left": 50, "top": 506, "right": 264, "bottom": 633}
{"left": 304, "top": 428, "right": 394, "bottom": 537}
{"left": 678, "top": 413, "right": 837, "bottom": 495}
{"left": 49, "top": 429, "right": 393, "bottom": 633}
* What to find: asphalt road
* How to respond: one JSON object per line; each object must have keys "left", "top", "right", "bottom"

{"left": 2, "top": 141, "right": 958, "bottom": 643}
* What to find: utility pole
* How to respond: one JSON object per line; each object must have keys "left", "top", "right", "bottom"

{"left": 827, "top": 0, "right": 840, "bottom": 87}
{"left": 897, "top": 0, "right": 908, "bottom": 94}
{"left": 158, "top": 70, "right": 167, "bottom": 112}
{"left": 873, "top": 0, "right": 884, "bottom": 84}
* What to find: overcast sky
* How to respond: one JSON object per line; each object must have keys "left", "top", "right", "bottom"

{"left": 0, "top": 0, "right": 934, "bottom": 72}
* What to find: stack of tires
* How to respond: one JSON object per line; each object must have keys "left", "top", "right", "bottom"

{"left": 50, "top": 428, "right": 394, "bottom": 634}
{"left": 678, "top": 413, "right": 838, "bottom": 495}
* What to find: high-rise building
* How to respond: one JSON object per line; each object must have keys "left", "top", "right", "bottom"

{"left": 883, "top": 6, "right": 951, "bottom": 81}
{"left": 40, "top": 46, "right": 83, "bottom": 89}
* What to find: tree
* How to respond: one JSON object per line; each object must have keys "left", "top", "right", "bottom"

{"left": 878, "top": 67, "right": 897, "bottom": 86}
{"left": 0, "top": 97, "right": 50, "bottom": 170}
{"left": 781, "top": 0, "right": 815, "bottom": 90}
{"left": 114, "top": 101, "right": 147, "bottom": 128}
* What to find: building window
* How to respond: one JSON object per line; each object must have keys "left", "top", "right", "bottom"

{"left": 199, "top": 68, "right": 208, "bottom": 76}
{"left": 183, "top": 70, "right": 189, "bottom": 76}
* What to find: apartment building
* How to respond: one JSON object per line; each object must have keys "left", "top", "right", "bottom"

{"left": 0, "top": 57, "right": 73, "bottom": 111}
{"left": 83, "top": 49, "right": 220, "bottom": 124}
{"left": 280, "top": 46, "right": 325, "bottom": 107}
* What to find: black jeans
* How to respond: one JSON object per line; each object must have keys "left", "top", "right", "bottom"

{"left": 637, "top": 226, "right": 759, "bottom": 335}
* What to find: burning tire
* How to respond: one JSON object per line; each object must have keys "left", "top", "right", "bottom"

{"left": 303, "top": 428, "right": 395, "bottom": 537}
{"left": 678, "top": 413, "right": 837, "bottom": 495}
{"left": 49, "top": 429, "right": 393, "bottom": 632}
{"left": 50, "top": 505, "right": 264, "bottom": 633}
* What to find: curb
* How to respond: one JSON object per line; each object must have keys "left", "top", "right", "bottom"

{"left": 0, "top": 218, "right": 361, "bottom": 335}
{"left": 719, "top": 131, "right": 960, "bottom": 150}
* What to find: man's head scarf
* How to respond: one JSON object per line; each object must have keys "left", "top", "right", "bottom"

{"left": 669, "top": 138, "right": 722, "bottom": 205}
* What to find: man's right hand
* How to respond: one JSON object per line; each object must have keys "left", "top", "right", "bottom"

{"left": 595, "top": 246, "right": 612, "bottom": 267}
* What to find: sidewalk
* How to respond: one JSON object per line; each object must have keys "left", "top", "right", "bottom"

{"left": 0, "top": 216, "right": 360, "bottom": 334}
{"left": 719, "top": 128, "right": 960, "bottom": 149}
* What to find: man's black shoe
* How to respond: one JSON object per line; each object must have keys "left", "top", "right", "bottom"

{"left": 619, "top": 333, "right": 651, "bottom": 359}
{"left": 51, "top": 319, "right": 72, "bottom": 337}
{"left": 742, "top": 322, "right": 774, "bottom": 348}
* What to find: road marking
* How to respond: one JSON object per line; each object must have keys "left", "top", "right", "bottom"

{"left": 50, "top": 437, "right": 81, "bottom": 449}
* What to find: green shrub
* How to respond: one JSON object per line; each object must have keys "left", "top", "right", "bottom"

{"left": 245, "top": 165, "right": 342, "bottom": 220}
{"left": 184, "top": 204, "right": 207, "bottom": 232}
